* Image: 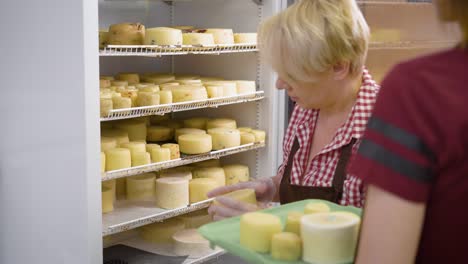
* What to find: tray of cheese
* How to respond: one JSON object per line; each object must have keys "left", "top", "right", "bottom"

{"left": 198, "top": 199, "right": 362, "bottom": 264}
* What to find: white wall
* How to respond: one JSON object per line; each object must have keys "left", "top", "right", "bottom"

{"left": 0, "top": 0, "right": 101, "bottom": 263}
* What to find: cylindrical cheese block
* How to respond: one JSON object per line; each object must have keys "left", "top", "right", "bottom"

{"left": 173, "top": 229, "right": 211, "bottom": 258}
{"left": 160, "top": 82, "right": 179, "bottom": 90}
{"left": 304, "top": 202, "right": 330, "bottom": 214}
{"left": 271, "top": 232, "right": 302, "bottom": 261}
{"left": 144, "top": 27, "right": 183, "bottom": 45}
{"left": 205, "top": 28, "right": 234, "bottom": 44}
{"left": 183, "top": 117, "right": 210, "bottom": 130}
{"left": 105, "top": 148, "right": 131, "bottom": 171}
{"left": 115, "top": 120, "right": 147, "bottom": 141}
{"left": 101, "top": 137, "right": 118, "bottom": 152}
{"left": 183, "top": 33, "right": 215, "bottom": 45}
{"left": 205, "top": 85, "right": 224, "bottom": 98}
{"left": 101, "top": 129, "right": 130, "bottom": 146}
{"left": 99, "top": 30, "right": 109, "bottom": 49}
{"left": 207, "top": 128, "right": 241, "bottom": 150}
{"left": 204, "top": 81, "right": 237, "bottom": 97}
{"left": 193, "top": 159, "right": 221, "bottom": 168}
{"left": 126, "top": 173, "right": 156, "bottom": 201}
{"left": 175, "top": 128, "right": 206, "bottom": 142}
{"left": 147, "top": 126, "right": 172, "bottom": 142}
{"left": 146, "top": 143, "right": 160, "bottom": 153}
{"left": 284, "top": 211, "right": 304, "bottom": 236}
{"left": 131, "top": 151, "right": 151, "bottom": 166}
{"left": 102, "top": 186, "right": 114, "bottom": 213}
{"left": 120, "top": 141, "right": 146, "bottom": 156}
{"left": 162, "top": 143, "right": 180, "bottom": 160}
{"left": 101, "top": 152, "right": 106, "bottom": 173}
{"left": 301, "top": 212, "right": 361, "bottom": 264}
{"left": 117, "top": 73, "right": 140, "bottom": 85}
{"left": 155, "top": 177, "right": 189, "bottom": 209}
{"left": 192, "top": 167, "right": 225, "bottom": 187}
{"left": 189, "top": 178, "right": 218, "bottom": 203}
{"left": 235, "top": 80, "right": 256, "bottom": 95}
{"left": 100, "top": 79, "right": 111, "bottom": 88}
{"left": 179, "top": 134, "right": 212, "bottom": 155}
{"left": 140, "top": 218, "right": 185, "bottom": 244}
{"left": 241, "top": 132, "right": 256, "bottom": 145}
{"left": 111, "top": 80, "right": 129, "bottom": 87}
{"left": 238, "top": 127, "right": 252, "bottom": 133}
{"left": 172, "top": 86, "right": 208, "bottom": 103}
{"left": 137, "top": 92, "right": 160, "bottom": 106}
{"left": 206, "top": 118, "right": 237, "bottom": 129}
{"left": 159, "top": 170, "right": 192, "bottom": 181}
{"left": 108, "top": 23, "right": 145, "bottom": 45}
{"left": 234, "top": 33, "right": 257, "bottom": 44}
{"left": 223, "top": 164, "right": 250, "bottom": 185}
{"left": 213, "top": 188, "right": 256, "bottom": 206}
{"left": 177, "top": 79, "right": 202, "bottom": 85}
{"left": 102, "top": 179, "right": 116, "bottom": 200}
{"left": 100, "top": 98, "right": 113, "bottom": 117}
{"left": 157, "top": 90, "right": 173, "bottom": 104}
{"left": 120, "top": 90, "right": 139, "bottom": 107}
{"left": 150, "top": 147, "right": 171, "bottom": 163}
{"left": 177, "top": 209, "right": 212, "bottom": 229}
{"left": 251, "top": 130, "right": 266, "bottom": 143}
{"left": 112, "top": 97, "right": 131, "bottom": 110}
{"left": 240, "top": 212, "right": 282, "bottom": 253}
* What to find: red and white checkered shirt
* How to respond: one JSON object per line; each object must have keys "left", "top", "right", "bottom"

{"left": 277, "top": 69, "right": 379, "bottom": 208}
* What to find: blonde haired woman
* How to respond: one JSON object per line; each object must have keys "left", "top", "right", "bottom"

{"left": 208, "top": 0, "right": 379, "bottom": 219}
{"left": 349, "top": 0, "right": 468, "bottom": 263}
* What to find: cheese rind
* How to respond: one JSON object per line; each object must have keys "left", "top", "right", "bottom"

{"left": 100, "top": 98, "right": 113, "bottom": 117}
{"left": 240, "top": 212, "right": 282, "bottom": 253}
{"left": 126, "top": 173, "right": 156, "bottom": 201}
{"left": 112, "top": 97, "right": 131, "bottom": 110}
{"left": 101, "top": 129, "right": 130, "bottom": 146}
{"left": 240, "top": 132, "right": 256, "bottom": 145}
{"left": 150, "top": 147, "right": 171, "bottom": 163}
{"left": 162, "top": 143, "right": 180, "bottom": 160}
{"left": 234, "top": 33, "right": 257, "bottom": 44}
{"left": 173, "top": 229, "right": 211, "bottom": 258}
{"left": 206, "top": 118, "right": 237, "bottom": 129}
{"left": 208, "top": 128, "right": 241, "bottom": 150}
{"left": 141, "top": 218, "right": 185, "bottom": 244}
{"left": 120, "top": 141, "right": 146, "bottom": 156}
{"left": 155, "top": 177, "right": 189, "bottom": 209}
{"left": 175, "top": 128, "right": 206, "bottom": 142}
{"left": 271, "top": 232, "right": 302, "bottom": 261}
{"left": 159, "top": 170, "right": 193, "bottom": 181}
{"left": 189, "top": 178, "right": 218, "bottom": 203}
{"left": 108, "top": 23, "right": 145, "bottom": 45}
{"left": 183, "top": 33, "right": 215, "bottom": 45}
{"left": 172, "top": 86, "right": 208, "bottom": 102}
{"left": 183, "top": 117, "right": 210, "bottom": 130}
{"left": 157, "top": 90, "right": 173, "bottom": 104}
{"left": 105, "top": 148, "right": 131, "bottom": 171}
{"left": 205, "top": 29, "right": 234, "bottom": 44}
{"left": 102, "top": 186, "right": 114, "bottom": 213}
{"left": 137, "top": 92, "right": 160, "bottom": 106}
{"left": 251, "top": 130, "right": 266, "bottom": 143}
{"left": 146, "top": 143, "right": 160, "bottom": 153}
{"left": 131, "top": 151, "right": 151, "bottom": 166}
{"left": 115, "top": 120, "right": 147, "bottom": 141}
{"left": 144, "top": 27, "right": 183, "bottom": 45}
{"left": 192, "top": 167, "right": 226, "bottom": 187}
{"left": 178, "top": 134, "right": 212, "bottom": 154}
{"left": 223, "top": 164, "right": 250, "bottom": 185}
{"left": 235, "top": 80, "right": 256, "bottom": 95}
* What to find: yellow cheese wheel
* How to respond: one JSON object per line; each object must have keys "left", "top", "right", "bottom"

{"left": 120, "top": 141, "right": 146, "bottom": 155}
{"left": 147, "top": 126, "right": 173, "bottom": 142}
{"left": 146, "top": 143, "right": 160, "bottom": 153}
{"left": 101, "top": 137, "right": 118, "bottom": 152}
{"left": 150, "top": 147, "right": 171, "bottom": 163}
{"left": 238, "top": 127, "right": 252, "bottom": 133}
{"left": 193, "top": 159, "right": 221, "bottom": 168}
{"left": 240, "top": 212, "right": 282, "bottom": 253}
{"left": 102, "top": 179, "right": 116, "bottom": 200}
{"left": 157, "top": 90, "right": 173, "bottom": 104}
{"left": 100, "top": 98, "right": 113, "bottom": 117}
{"left": 108, "top": 23, "right": 145, "bottom": 45}
{"left": 143, "top": 75, "right": 176, "bottom": 85}
{"left": 304, "top": 202, "right": 330, "bottom": 214}
{"left": 100, "top": 79, "right": 111, "bottom": 88}
{"left": 177, "top": 79, "right": 202, "bottom": 85}
{"left": 101, "top": 130, "right": 130, "bottom": 146}
{"left": 131, "top": 151, "right": 151, "bottom": 166}
{"left": 175, "top": 128, "right": 206, "bottom": 142}
{"left": 205, "top": 28, "right": 234, "bottom": 44}
{"left": 99, "top": 30, "right": 109, "bottom": 49}
{"left": 112, "top": 97, "right": 131, "bottom": 110}
{"left": 120, "top": 89, "right": 139, "bottom": 107}
{"left": 240, "top": 132, "right": 256, "bottom": 145}
{"left": 111, "top": 80, "right": 129, "bottom": 87}
{"left": 137, "top": 92, "right": 160, "bottom": 106}
{"left": 183, "top": 33, "right": 215, "bottom": 45}
{"left": 101, "top": 76, "right": 115, "bottom": 81}
{"left": 183, "top": 117, "right": 210, "bottom": 130}
{"left": 115, "top": 120, "right": 147, "bottom": 141}
{"left": 101, "top": 152, "right": 106, "bottom": 173}
{"left": 172, "top": 228, "right": 211, "bottom": 258}
{"left": 234, "top": 33, "right": 257, "bottom": 44}
{"left": 172, "top": 86, "right": 208, "bottom": 103}
{"left": 207, "top": 128, "right": 241, "bottom": 150}
{"left": 105, "top": 148, "right": 131, "bottom": 171}
{"left": 206, "top": 118, "right": 237, "bottom": 129}
{"left": 271, "top": 232, "right": 302, "bottom": 261}
{"left": 213, "top": 188, "right": 256, "bottom": 206}
{"left": 284, "top": 211, "right": 304, "bottom": 236}
{"left": 204, "top": 81, "right": 237, "bottom": 97}
{"left": 189, "top": 178, "right": 218, "bottom": 203}
{"left": 178, "top": 134, "right": 212, "bottom": 155}
{"left": 140, "top": 218, "right": 185, "bottom": 244}
{"left": 205, "top": 85, "right": 224, "bottom": 98}
{"left": 192, "top": 167, "right": 226, "bottom": 187}
{"left": 102, "top": 186, "right": 114, "bottom": 213}
{"left": 137, "top": 85, "right": 160, "bottom": 93}
{"left": 251, "top": 130, "right": 266, "bottom": 143}
{"left": 117, "top": 73, "right": 140, "bottom": 85}
{"left": 159, "top": 170, "right": 192, "bottom": 181}
{"left": 126, "top": 173, "right": 156, "bottom": 201}
{"left": 222, "top": 164, "right": 250, "bottom": 185}
{"left": 144, "top": 27, "right": 183, "bottom": 45}
{"left": 155, "top": 177, "right": 189, "bottom": 209}
{"left": 162, "top": 143, "right": 180, "bottom": 160}
{"left": 177, "top": 209, "right": 212, "bottom": 229}
{"left": 235, "top": 80, "right": 256, "bottom": 95}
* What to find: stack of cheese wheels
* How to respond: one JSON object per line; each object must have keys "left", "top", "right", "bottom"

{"left": 126, "top": 173, "right": 156, "bottom": 201}
{"left": 159, "top": 169, "right": 193, "bottom": 181}
{"left": 205, "top": 29, "right": 234, "bottom": 44}
{"left": 101, "top": 185, "right": 114, "bottom": 213}
{"left": 162, "top": 143, "right": 180, "bottom": 160}
{"left": 234, "top": 33, "right": 258, "bottom": 44}
{"left": 183, "top": 117, "right": 210, "bottom": 130}
{"left": 141, "top": 218, "right": 185, "bottom": 244}
{"left": 150, "top": 147, "right": 171, "bottom": 162}
{"left": 301, "top": 211, "right": 360, "bottom": 264}
{"left": 271, "top": 232, "right": 302, "bottom": 261}
{"left": 213, "top": 188, "right": 257, "bottom": 206}
{"left": 192, "top": 167, "right": 226, "bottom": 187}
{"left": 189, "top": 178, "right": 218, "bottom": 203}
{"left": 208, "top": 128, "right": 241, "bottom": 150}
{"left": 177, "top": 209, "right": 212, "bottom": 229}
{"left": 137, "top": 92, "right": 160, "bottom": 106}
{"left": 108, "top": 23, "right": 145, "bottom": 45}
{"left": 99, "top": 29, "right": 109, "bottom": 49}
{"left": 115, "top": 120, "right": 147, "bottom": 141}
{"left": 235, "top": 80, "right": 256, "bottom": 95}
{"left": 117, "top": 73, "right": 140, "bottom": 85}
{"left": 147, "top": 126, "right": 172, "bottom": 142}
{"left": 206, "top": 118, "right": 237, "bottom": 129}
{"left": 204, "top": 81, "right": 237, "bottom": 97}
{"left": 171, "top": 85, "right": 208, "bottom": 103}
{"left": 183, "top": 33, "right": 215, "bottom": 45}
{"left": 178, "top": 134, "right": 212, "bottom": 155}
{"left": 175, "top": 128, "right": 206, "bottom": 142}
{"left": 223, "top": 164, "right": 250, "bottom": 185}
{"left": 173, "top": 229, "right": 211, "bottom": 258}
{"left": 155, "top": 177, "right": 189, "bottom": 209}
{"left": 100, "top": 152, "right": 106, "bottom": 173}
{"left": 193, "top": 159, "right": 221, "bottom": 168}
{"left": 240, "top": 212, "right": 282, "bottom": 253}
{"left": 284, "top": 211, "right": 304, "bottom": 236}
{"left": 144, "top": 27, "right": 183, "bottom": 45}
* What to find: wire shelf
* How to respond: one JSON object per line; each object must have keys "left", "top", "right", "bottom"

{"left": 102, "top": 142, "right": 265, "bottom": 182}
{"left": 100, "top": 91, "right": 264, "bottom": 122}
{"left": 100, "top": 43, "right": 258, "bottom": 57}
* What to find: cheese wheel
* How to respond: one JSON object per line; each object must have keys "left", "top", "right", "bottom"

{"left": 301, "top": 212, "right": 360, "bottom": 264}
{"left": 171, "top": 25, "right": 194, "bottom": 31}
{"left": 101, "top": 152, "right": 106, "bottom": 173}
{"left": 208, "top": 128, "right": 241, "bottom": 150}
{"left": 101, "top": 76, "right": 115, "bottom": 81}
{"left": 147, "top": 126, "right": 172, "bottom": 142}
{"left": 223, "top": 164, "right": 250, "bottom": 185}
{"left": 155, "top": 177, "right": 189, "bottom": 209}
{"left": 172, "top": 86, "right": 208, "bottom": 103}
{"left": 183, "top": 117, "right": 210, "bottom": 130}
{"left": 101, "top": 137, "right": 118, "bottom": 152}
{"left": 137, "top": 92, "right": 160, "bottom": 106}
{"left": 271, "top": 232, "right": 302, "bottom": 261}
{"left": 238, "top": 127, "right": 252, "bottom": 133}
{"left": 204, "top": 81, "right": 237, "bottom": 97}
{"left": 120, "top": 90, "right": 139, "bottom": 107}
{"left": 206, "top": 118, "right": 237, "bottom": 129}
{"left": 162, "top": 143, "right": 180, "bottom": 160}
{"left": 117, "top": 73, "right": 140, "bottom": 85}
{"left": 157, "top": 90, "right": 173, "bottom": 104}
{"left": 284, "top": 211, "right": 304, "bottom": 236}
{"left": 234, "top": 33, "right": 257, "bottom": 44}
{"left": 178, "top": 134, "right": 212, "bottom": 155}
{"left": 192, "top": 167, "right": 226, "bottom": 187}
{"left": 150, "top": 147, "right": 171, "bottom": 163}
{"left": 205, "top": 28, "right": 234, "bottom": 44}
{"left": 108, "top": 23, "right": 145, "bottom": 45}
{"left": 159, "top": 170, "right": 192, "bottom": 181}
{"left": 193, "top": 159, "right": 221, "bottom": 168}
{"left": 102, "top": 179, "right": 116, "bottom": 200}
{"left": 241, "top": 132, "right": 256, "bottom": 145}
{"left": 131, "top": 151, "right": 151, "bottom": 166}
{"left": 100, "top": 98, "right": 113, "bottom": 117}
{"left": 137, "top": 85, "right": 160, "bottom": 93}
{"left": 160, "top": 82, "right": 179, "bottom": 90}
{"left": 213, "top": 188, "right": 256, "bottom": 206}
{"left": 177, "top": 79, "right": 202, "bottom": 85}
{"left": 141, "top": 218, "right": 185, "bottom": 244}
{"left": 304, "top": 202, "right": 330, "bottom": 214}
{"left": 173, "top": 229, "right": 211, "bottom": 258}
{"left": 144, "top": 27, "right": 183, "bottom": 45}
{"left": 146, "top": 143, "right": 160, "bottom": 153}
{"left": 105, "top": 148, "right": 131, "bottom": 171}
{"left": 112, "top": 97, "right": 131, "bottom": 110}
{"left": 240, "top": 212, "right": 282, "bottom": 253}
{"left": 251, "top": 130, "right": 266, "bottom": 143}
{"left": 115, "top": 120, "right": 147, "bottom": 141}
{"left": 100, "top": 79, "right": 111, "bottom": 88}
{"left": 189, "top": 178, "right": 218, "bottom": 203}
{"left": 176, "top": 74, "right": 201, "bottom": 80}
{"left": 101, "top": 129, "right": 130, "bottom": 146}
{"left": 99, "top": 30, "right": 109, "bottom": 49}
{"left": 177, "top": 209, "right": 212, "bottom": 229}
{"left": 235, "top": 80, "right": 256, "bottom": 95}
{"left": 111, "top": 80, "right": 128, "bottom": 87}
{"left": 126, "top": 173, "right": 156, "bottom": 201}
{"left": 205, "top": 85, "right": 224, "bottom": 98}
{"left": 175, "top": 128, "right": 206, "bottom": 142}
{"left": 183, "top": 33, "right": 215, "bottom": 45}
{"left": 144, "top": 76, "right": 176, "bottom": 85}
{"left": 120, "top": 141, "right": 146, "bottom": 155}
{"left": 102, "top": 186, "right": 114, "bottom": 213}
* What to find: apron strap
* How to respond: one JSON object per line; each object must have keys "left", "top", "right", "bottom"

{"left": 331, "top": 138, "right": 357, "bottom": 199}
{"left": 282, "top": 137, "right": 300, "bottom": 184}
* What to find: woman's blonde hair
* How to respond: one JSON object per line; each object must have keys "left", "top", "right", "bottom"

{"left": 258, "top": 0, "right": 369, "bottom": 83}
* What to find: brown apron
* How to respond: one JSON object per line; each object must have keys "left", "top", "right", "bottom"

{"left": 279, "top": 137, "right": 357, "bottom": 204}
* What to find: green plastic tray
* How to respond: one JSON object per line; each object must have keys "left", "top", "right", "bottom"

{"left": 198, "top": 199, "right": 362, "bottom": 264}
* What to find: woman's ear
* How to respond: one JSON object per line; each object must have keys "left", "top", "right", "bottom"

{"left": 332, "top": 61, "right": 351, "bottom": 80}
